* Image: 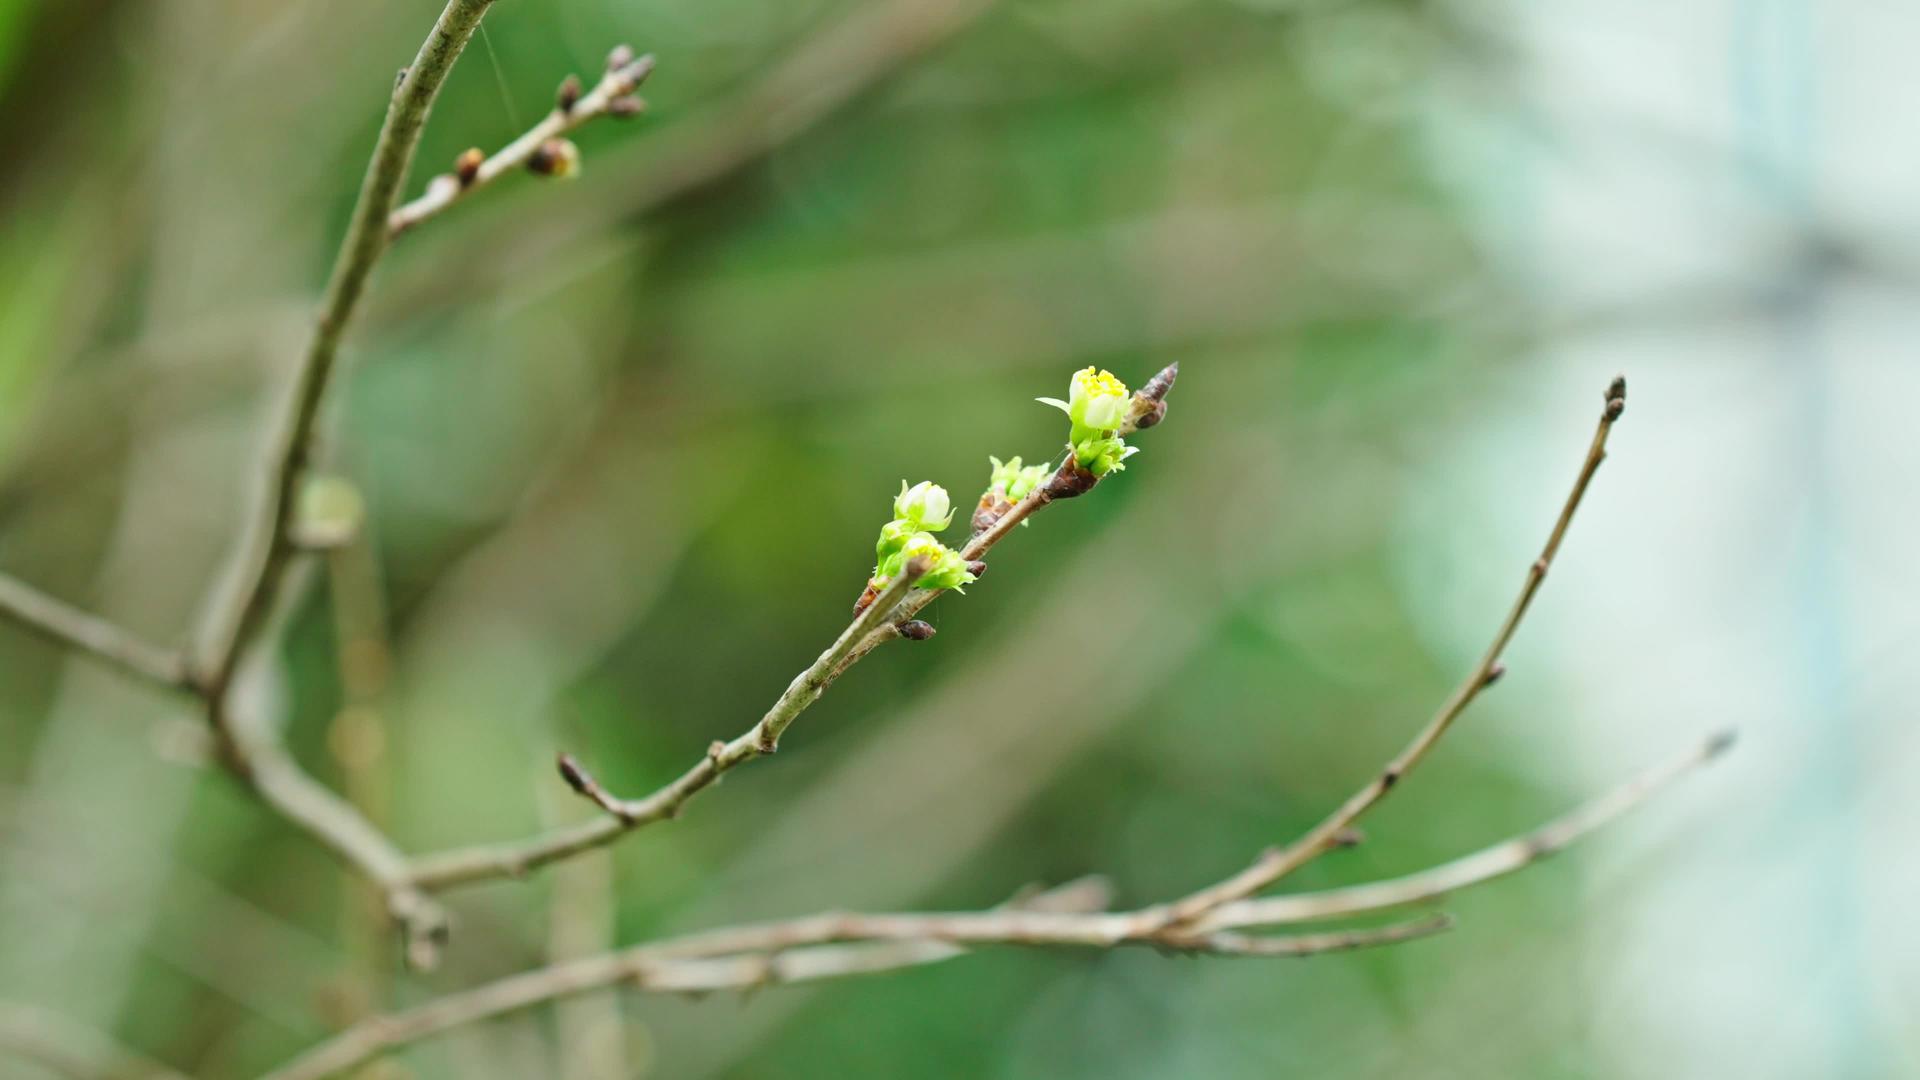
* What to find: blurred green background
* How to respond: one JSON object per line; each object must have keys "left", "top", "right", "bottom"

{"left": 2, "top": 0, "right": 1916, "bottom": 1077}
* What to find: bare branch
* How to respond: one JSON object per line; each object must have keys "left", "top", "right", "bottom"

{"left": 232, "top": 726, "right": 449, "bottom": 968}
{"left": 1156, "top": 375, "right": 1631, "bottom": 927}
{"left": 388, "top": 51, "right": 657, "bottom": 236}
{"left": 259, "top": 880, "right": 1440, "bottom": 1080}
{"left": 1192, "top": 728, "right": 1736, "bottom": 932}
{"left": 202, "top": 0, "right": 499, "bottom": 697}
{"left": 0, "top": 574, "right": 192, "bottom": 691}
{"left": 406, "top": 557, "right": 930, "bottom": 888}
{"left": 128, "top": 0, "right": 508, "bottom": 969}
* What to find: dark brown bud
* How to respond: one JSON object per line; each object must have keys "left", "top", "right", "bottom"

{"left": 606, "top": 43, "right": 636, "bottom": 72}
{"left": 1139, "top": 360, "right": 1179, "bottom": 403}
{"left": 1483, "top": 662, "right": 1506, "bottom": 687}
{"left": 527, "top": 138, "right": 580, "bottom": 178}
{"left": 972, "top": 493, "right": 1012, "bottom": 535}
{"left": 899, "top": 620, "right": 937, "bottom": 641}
{"left": 556, "top": 753, "right": 592, "bottom": 795}
{"left": 608, "top": 95, "right": 645, "bottom": 118}
{"left": 557, "top": 74, "right": 582, "bottom": 113}
{"left": 1131, "top": 398, "right": 1168, "bottom": 431}
{"left": 455, "top": 147, "right": 484, "bottom": 186}
{"left": 1044, "top": 460, "right": 1100, "bottom": 500}
{"left": 1604, "top": 374, "right": 1627, "bottom": 420}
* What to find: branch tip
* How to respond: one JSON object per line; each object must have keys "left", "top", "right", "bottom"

{"left": 1604, "top": 374, "right": 1627, "bottom": 420}
{"left": 556, "top": 753, "right": 592, "bottom": 795}
{"left": 1704, "top": 727, "right": 1738, "bottom": 758}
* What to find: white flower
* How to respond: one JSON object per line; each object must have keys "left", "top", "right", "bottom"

{"left": 893, "top": 480, "right": 953, "bottom": 532}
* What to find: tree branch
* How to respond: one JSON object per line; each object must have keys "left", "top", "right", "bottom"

{"left": 387, "top": 51, "right": 657, "bottom": 237}
{"left": 201, "top": 0, "right": 498, "bottom": 698}
{"left": 0, "top": 2, "right": 673, "bottom": 964}
{"left": 402, "top": 365, "right": 1183, "bottom": 892}
{"left": 1191, "top": 728, "right": 1735, "bottom": 932}
{"left": 0, "top": 574, "right": 192, "bottom": 691}
{"left": 1156, "top": 376, "right": 1631, "bottom": 927}
{"left": 259, "top": 878, "right": 1441, "bottom": 1080}
{"left": 405, "top": 557, "right": 930, "bottom": 888}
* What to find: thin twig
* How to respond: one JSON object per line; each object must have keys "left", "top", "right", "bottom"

{"left": 201, "top": 0, "right": 498, "bottom": 698}
{"left": 407, "top": 557, "right": 929, "bottom": 888}
{"left": 0, "top": 574, "right": 193, "bottom": 691}
{"left": 260, "top": 881, "right": 1441, "bottom": 1080}
{"left": 1191, "top": 728, "right": 1735, "bottom": 932}
{"left": 235, "top": 728, "right": 449, "bottom": 969}
{"left": 388, "top": 52, "right": 656, "bottom": 237}
{"left": 368, "top": 0, "right": 1006, "bottom": 322}
{"left": 171, "top": 0, "right": 504, "bottom": 968}
{"left": 1156, "top": 376, "right": 1631, "bottom": 927}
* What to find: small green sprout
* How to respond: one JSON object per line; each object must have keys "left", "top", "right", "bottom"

{"left": 987, "top": 455, "right": 1050, "bottom": 503}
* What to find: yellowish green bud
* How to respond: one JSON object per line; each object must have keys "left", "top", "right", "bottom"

{"left": 988, "top": 455, "right": 1050, "bottom": 502}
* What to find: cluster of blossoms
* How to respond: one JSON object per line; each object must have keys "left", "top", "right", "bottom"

{"left": 1038, "top": 366, "right": 1139, "bottom": 476}
{"left": 871, "top": 481, "right": 976, "bottom": 591}
{"left": 869, "top": 367, "right": 1153, "bottom": 597}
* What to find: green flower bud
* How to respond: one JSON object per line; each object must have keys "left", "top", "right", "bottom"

{"left": 875, "top": 518, "right": 917, "bottom": 560}
{"left": 874, "top": 531, "right": 976, "bottom": 592}
{"left": 893, "top": 480, "right": 954, "bottom": 532}
{"left": 988, "top": 455, "right": 1050, "bottom": 502}
{"left": 903, "top": 533, "right": 976, "bottom": 592}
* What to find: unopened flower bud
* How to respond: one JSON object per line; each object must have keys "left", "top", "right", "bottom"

{"left": 1039, "top": 367, "right": 1140, "bottom": 475}
{"left": 893, "top": 480, "right": 953, "bottom": 532}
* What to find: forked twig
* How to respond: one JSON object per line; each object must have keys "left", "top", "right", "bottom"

{"left": 1192, "top": 728, "right": 1734, "bottom": 932}
{"left": 1155, "top": 376, "right": 1631, "bottom": 928}
{"left": 388, "top": 51, "right": 656, "bottom": 237}
{"left": 0, "top": 0, "right": 661, "bottom": 964}
{"left": 259, "top": 878, "right": 1442, "bottom": 1080}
